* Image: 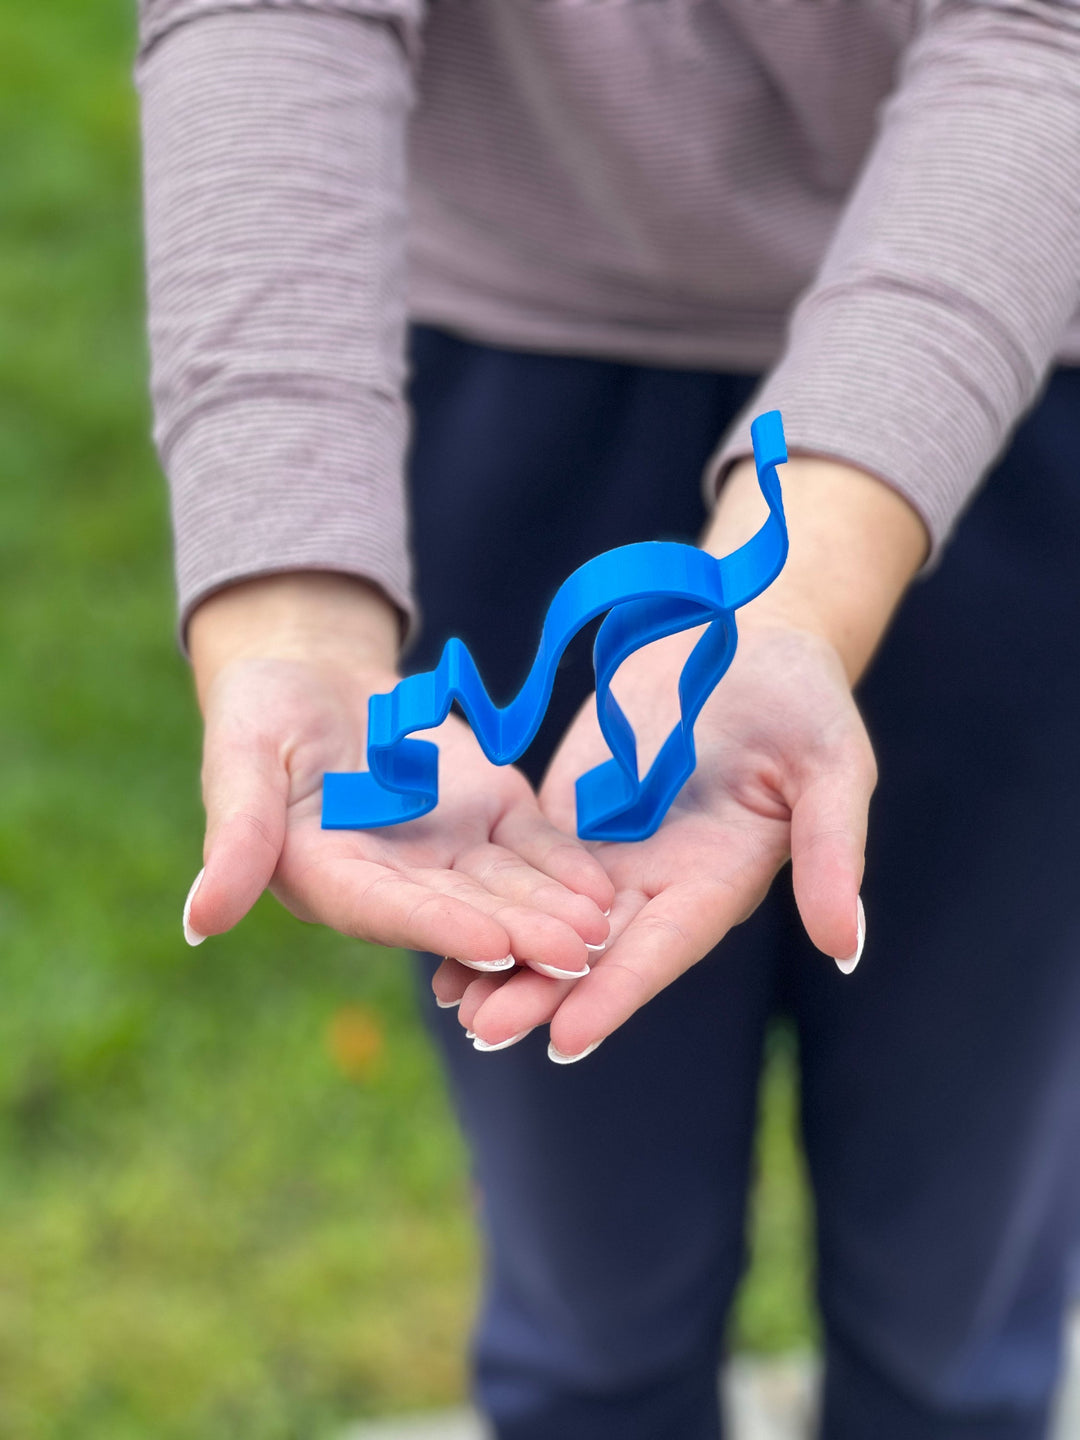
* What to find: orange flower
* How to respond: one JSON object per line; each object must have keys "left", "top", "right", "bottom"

{"left": 326, "top": 1005, "right": 384, "bottom": 1081}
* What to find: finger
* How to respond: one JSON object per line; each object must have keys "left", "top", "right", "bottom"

{"left": 789, "top": 762, "right": 873, "bottom": 967}
{"left": 491, "top": 805, "right": 615, "bottom": 919}
{"left": 453, "top": 840, "right": 610, "bottom": 947}
{"left": 469, "top": 966, "right": 574, "bottom": 1046}
{"left": 278, "top": 854, "right": 517, "bottom": 963}
{"left": 431, "top": 956, "right": 479, "bottom": 1008}
{"left": 467, "top": 887, "right": 645, "bottom": 1046}
{"left": 188, "top": 723, "right": 289, "bottom": 941}
{"left": 432, "top": 955, "right": 521, "bottom": 1007}
{"left": 408, "top": 866, "right": 594, "bottom": 977}
{"left": 457, "top": 971, "right": 512, "bottom": 1033}
{"left": 547, "top": 879, "right": 750, "bottom": 1059}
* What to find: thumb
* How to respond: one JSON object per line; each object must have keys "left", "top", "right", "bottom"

{"left": 183, "top": 721, "right": 289, "bottom": 944}
{"left": 539, "top": 706, "right": 608, "bottom": 836}
{"left": 789, "top": 760, "right": 873, "bottom": 973}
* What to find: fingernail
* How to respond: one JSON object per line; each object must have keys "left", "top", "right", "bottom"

{"left": 473, "top": 1029, "right": 532, "bottom": 1053}
{"left": 465, "top": 1029, "right": 476, "bottom": 1040}
{"left": 182, "top": 868, "right": 206, "bottom": 947}
{"left": 834, "top": 896, "right": 866, "bottom": 975}
{"left": 548, "top": 1039, "right": 603, "bottom": 1065}
{"left": 459, "top": 955, "right": 516, "bottom": 973}
{"left": 584, "top": 940, "right": 606, "bottom": 953}
{"left": 532, "top": 961, "right": 590, "bottom": 981}
{"left": 601, "top": 907, "right": 612, "bottom": 918}
{"left": 435, "top": 996, "right": 461, "bottom": 1009}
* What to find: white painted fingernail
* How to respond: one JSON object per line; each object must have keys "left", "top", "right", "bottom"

{"left": 601, "top": 907, "right": 612, "bottom": 918}
{"left": 182, "top": 868, "right": 206, "bottom": 947}
{"left": 473, "top": 1029, "right": 532, "bottom": 1053}
{"left": 435, "top": 996, "right": 461, "bottom": 1009}
{"left": 548, "top": 1039, "right": 603, "bottom": 1065}
{"left": 465, "top": 1029, "right": 476, "bottom": 1040}
{"left": 834, "top": 896, "right": 866, "bottom": 975}
{"left": 533, "top": 961, "right": 591, "bottom": 981}
{"left": 584, "top": 940, "right": 606, "bottom": 953}
{"left": 459, "top": 954, "right": 516, "bottom": 973}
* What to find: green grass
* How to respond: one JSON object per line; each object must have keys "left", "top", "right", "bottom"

{"left": 732, "top": 1029, "right": 817, "bottom": 1357}
{"left": 0, "top": 3, "right": 814, "bottom": 1433}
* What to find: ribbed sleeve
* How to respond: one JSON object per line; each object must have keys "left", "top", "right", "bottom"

{"left": 137, "top": 3, "right": 420, "bottom": 644}
{"left": 708, "top": 0, "right": 1080, "bottom": 555}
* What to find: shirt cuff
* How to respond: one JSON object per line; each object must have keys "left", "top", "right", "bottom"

{"left": 703, "top": 281, "right": 1049, "bottom": 566}
{"left": 169, "top": 392, "right": 415, "bottom": 649}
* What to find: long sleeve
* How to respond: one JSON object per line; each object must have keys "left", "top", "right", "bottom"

{"left": 137, "top": 0, "right": 422, "bottom": 642}
{"left": 708, "top": 0, "right": 1080, "bottom": 555}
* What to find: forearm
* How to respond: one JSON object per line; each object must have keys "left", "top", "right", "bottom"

{"left": 188, "top": 572, "right": 400, "bottom": 708}
{"left": 705, "top": 456, "right": 928, "bottom": 684}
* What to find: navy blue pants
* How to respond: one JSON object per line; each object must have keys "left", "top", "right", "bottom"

{"left": 406, "top": 326, "right": 1080, "bottom": 1440}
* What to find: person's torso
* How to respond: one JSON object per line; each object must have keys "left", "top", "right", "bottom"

{"left": 407, "top": 0, "right": 917, "bottom": 368}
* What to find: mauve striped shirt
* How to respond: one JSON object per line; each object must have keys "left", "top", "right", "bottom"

{"left": 136, "top": 0, "right": 1080, "bottom": 638}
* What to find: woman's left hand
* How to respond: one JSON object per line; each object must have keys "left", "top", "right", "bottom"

{"left": 432, "top": 618, "right": 877, "bottom": 1058}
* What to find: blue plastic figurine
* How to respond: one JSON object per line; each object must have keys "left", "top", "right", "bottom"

{"left": 322, "top": 409, "right": 789, "bottom": 841}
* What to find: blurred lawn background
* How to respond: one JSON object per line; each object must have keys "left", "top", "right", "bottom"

{"left": 0, "top": 2, "right": 815, "bottom": 1435}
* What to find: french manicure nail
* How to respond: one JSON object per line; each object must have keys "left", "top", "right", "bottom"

{"left": 584, "top": 940, "right": 606, "bottom": 953}
{"left": 473, "top": 1030, "right": 532, "bottom": 1053}
{"left": 459, "top": 954, "right": 516, "bottom": 973}
{"left": 601, "top": 907, "right": 612, "bottom": 918}
{"left": 435, "top": 996, "right": 461, "bottom": 1009}
{"left": 834, "top": 896, "right": 866, "bottom": 975}
{"left": 182, "top": 868, "right": 206, "bottom": 947}
{"left": 548, "top": 1039, "right": 603, "bottom": 1065}
{"left": 533, "top": 961, "right": 591, "bottom": 980}
{"left": 465, "top": 1029, "right": 476, "bottom": 1040}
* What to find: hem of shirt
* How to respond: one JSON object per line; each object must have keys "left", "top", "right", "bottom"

{"left": 408, "top": 298, "right": 1080, "bottom": 379}
{"left": 407, "top": 297, "right": 785, "bottom": 375}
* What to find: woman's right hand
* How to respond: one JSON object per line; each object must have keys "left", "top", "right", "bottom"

{"left": 182, "top": 573, "right": 613, "bottom": 970}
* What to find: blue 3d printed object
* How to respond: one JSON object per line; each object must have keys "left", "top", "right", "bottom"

{"left": 322, "top": 409, "right": 789, "bottom": 842}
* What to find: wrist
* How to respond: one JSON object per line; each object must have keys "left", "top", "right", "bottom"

{"left": 187, "top": 571, "right": 401, "bottom": 705}
{"left": 705, "top": 453, "right": 929, "bottom": 683}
